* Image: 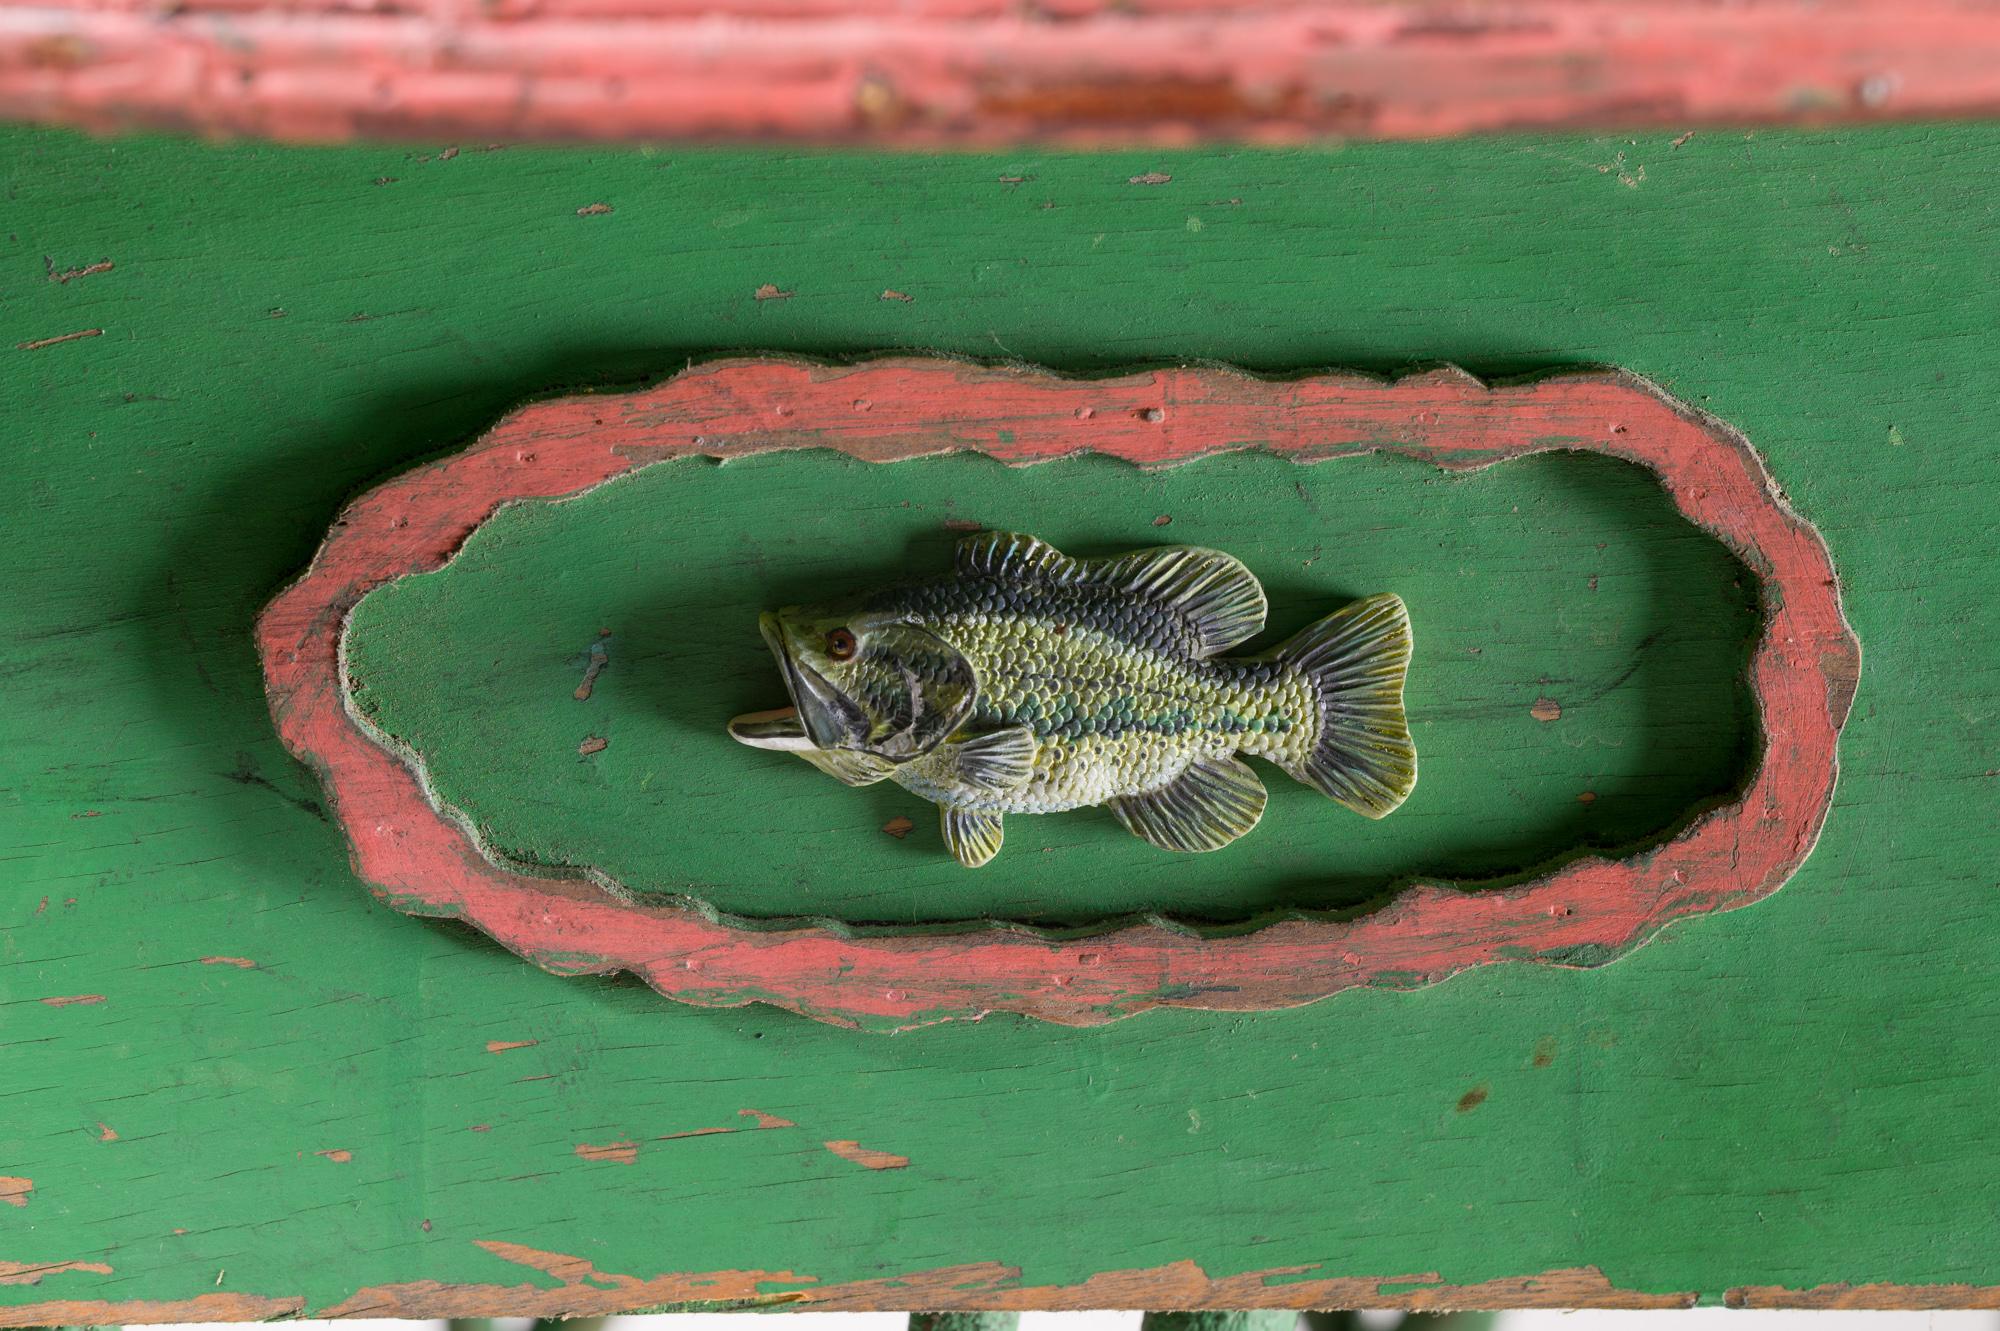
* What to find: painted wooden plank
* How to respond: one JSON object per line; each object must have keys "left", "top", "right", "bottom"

{"left": 2, "top": 124, "right": 1998, "bottom": 1316}
{"left": 3, "top": 1, "right": 2000, "bottom": 145}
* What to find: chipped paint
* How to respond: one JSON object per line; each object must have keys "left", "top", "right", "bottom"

{"left": 824, "top": 1140, "right": 910, "bottom": 1170}
{"left": 573, "top": 633, "right": 609, "bottom": 700}
{"left": 15, "top": 329, "right": 101, "bottom": 351}
{"left": 0, "top": 1179, "right": 30, "bottom": 1208}
{"left": 573, "top": 1140, "right": 638, "bottom": 1165}
{"left": 199, "top": 955, "right": 256, "bottom": 968}
{"left": 739, "top": 1109, "right": 795, "bottom": 1129}
{"left": 44, "top": 257, "right": 112, "bottom": 284}
{"left": 1728, "top": 1281, "right": 2000, "bottom": 1309}
{"left": 38, "top": 994, "right": 104, "bottom": 1007}
{"left": 0, "top": 1292, "right": 303, "bottom": 1324}
{"left": 0, "top": 1259, "right": 114, "bottom": 1287}
{"left": 484, "top": 1039, "right": 537, "bottom": 1053}
{"left": 9, "top": 1242, "right": 2000, "bottom": 1318}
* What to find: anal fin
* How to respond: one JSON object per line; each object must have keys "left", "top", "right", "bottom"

{"left": 1109, "top": 755, "right": 1267, "bottom": 854}
{"left": 940, "top": 806, "right": 1005, "bottom": 868}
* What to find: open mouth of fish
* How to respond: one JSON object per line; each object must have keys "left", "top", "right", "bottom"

{"left": 727, "top": 613, "right": 836, "bottom": 752}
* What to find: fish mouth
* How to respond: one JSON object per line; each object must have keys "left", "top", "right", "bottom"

{"left": 726, "top": 705, "right": 812, "bottom": 751}
{"left": 727, "top": 613, "right": 850, "bottom": 752}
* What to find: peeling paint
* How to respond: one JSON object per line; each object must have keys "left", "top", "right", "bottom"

{"left": 16, "top": 329, "right": 101, "bottom": 351}
{"left": 573, "top": 1140, "right": 638, "bottom": 1165}
{"left": 824, "top": 1140, "right": 910, "bottom": 1170}
{"left": 0, "top": 1259, "right": 114, "bottom": 1287}
{"left": 8, "top": 1242, "right": 2000, "bottom": 1319}
{"left": 44, "top": 257, "right": 112, "bottom": 284}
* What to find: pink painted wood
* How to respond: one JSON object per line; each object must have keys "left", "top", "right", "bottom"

{"left": 256, "top": 358, "right": 1858, "bottom": 1031}
{"left": 4, "top": 1, "right": 1999, "bottom": 145}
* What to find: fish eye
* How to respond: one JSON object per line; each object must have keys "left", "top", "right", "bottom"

{"left": 825, "top": 627, "right": 858, "bottom": 661}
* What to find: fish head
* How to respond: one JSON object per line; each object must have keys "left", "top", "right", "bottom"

{"left": 728, "top": 604, "right": 978, "bottom": 762}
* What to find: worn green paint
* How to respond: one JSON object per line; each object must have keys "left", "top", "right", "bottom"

{"left": 3, "top": 123, "right": 1997, "bottom": 1311}
{"left": 344, "top": 448, "right": 1756, "bottom": 925}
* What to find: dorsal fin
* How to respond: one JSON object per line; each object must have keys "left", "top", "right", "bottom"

{"left": 953, "top": 531, "right": 1268, "bottom": 657}
{"left": 953, "top": 531, "right": 1078, "bottom": 582}
{"left": 1097, "top": 545, "right": 1266, "bottom": 655}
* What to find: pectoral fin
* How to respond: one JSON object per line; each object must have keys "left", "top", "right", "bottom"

{"left": 797, "top": 746, "right": 896, "bottom": 787}
{"left": 940, "top": 806, "right": 1005, "bottom": 868}
{"left": 1108, "top": 755, "right": 1267, "bottom": 853}
{"left": 940, "top": 726, "right": 1037, "bottom": 795}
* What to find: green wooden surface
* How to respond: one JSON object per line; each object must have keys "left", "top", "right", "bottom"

{"left": 3, "top": 123, "right": 1998, "bottom": 1311}
{"left": 343, "top": 448, "right": 1755, "bottom": 925}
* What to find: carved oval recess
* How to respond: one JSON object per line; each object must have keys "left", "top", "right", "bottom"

{"left": 259, "top": 358, "right": 1859, "bottom": 1031}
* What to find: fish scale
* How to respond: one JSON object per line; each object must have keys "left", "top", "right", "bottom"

{"left": 887, "top": 611, "right": 1320, "bottom": 816}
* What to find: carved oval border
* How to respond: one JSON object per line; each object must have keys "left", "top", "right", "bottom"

{"left": 257, "top": 358, "right": 1859, "bottom": 1031}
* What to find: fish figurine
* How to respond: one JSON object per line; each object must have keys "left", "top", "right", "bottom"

{"left": 728, "top": 531, "right": 1416, "bottom": 868}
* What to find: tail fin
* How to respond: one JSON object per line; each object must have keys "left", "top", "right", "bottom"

{"left": 1273, "top": 593, "right": 1416, "bottom": 818}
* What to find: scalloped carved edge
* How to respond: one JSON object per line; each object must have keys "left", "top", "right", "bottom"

{"left": 256, "top": 357, "right": 1859, "bottom": 1031}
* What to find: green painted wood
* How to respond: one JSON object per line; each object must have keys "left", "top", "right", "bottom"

{"left": 342, "top": 448, "right": 1756, "bottom": 925}
{"left": 3, "top": 123, "right": 1998, "bottom": 1312}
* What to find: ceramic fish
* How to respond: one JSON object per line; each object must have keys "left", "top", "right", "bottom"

{"left": 728, "top": 531, "right": 1416, "bottom": 868}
